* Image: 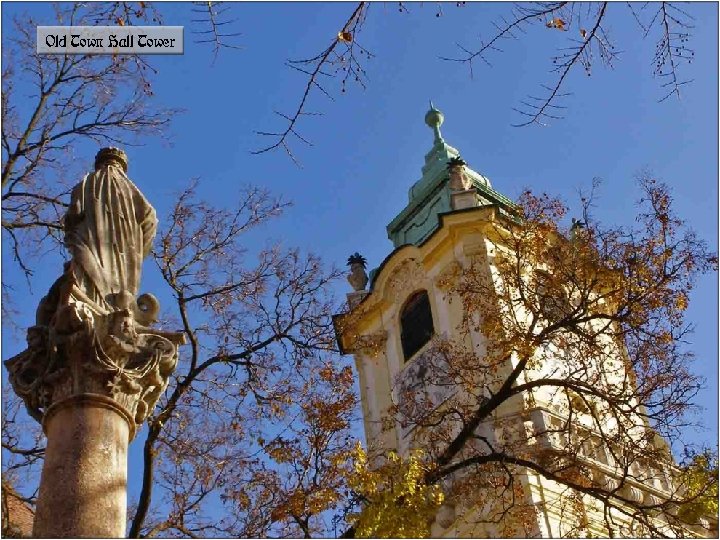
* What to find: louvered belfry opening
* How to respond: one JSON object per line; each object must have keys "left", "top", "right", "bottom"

{"left": 400, "top": 290, "right": 434, "bottom": 361}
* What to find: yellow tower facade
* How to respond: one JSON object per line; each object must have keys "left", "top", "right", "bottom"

{"left": 334, "top": 106, "right": 714, "bottom": 538}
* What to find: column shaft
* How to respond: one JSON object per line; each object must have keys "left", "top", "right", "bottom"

{"left": 33, "top": 395, "right": 131, "bottom": 538}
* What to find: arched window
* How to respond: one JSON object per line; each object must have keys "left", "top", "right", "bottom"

{"left": 400, "top": 290, "right": 434, "bottom": 361}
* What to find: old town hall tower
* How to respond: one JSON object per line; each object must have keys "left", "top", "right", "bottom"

{"left": 334, "top": 105, "right": 712, "bottom": 538}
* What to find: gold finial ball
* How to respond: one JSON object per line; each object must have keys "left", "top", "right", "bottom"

{"left": 94, "top": 147, "right": 128, "bottom": 173}
{"left": 424, "top": 102, "right": 444, "bottom": 130}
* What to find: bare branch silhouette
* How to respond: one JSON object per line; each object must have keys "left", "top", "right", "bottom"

{"left": 443, "top": 2, "right": 695, "bottom": 126}
{"left": 1, "top": 4, "right": 178, "bottom": 286}
{"left": 191, "top": 2, "right": 243, "bottom": 63}
{"left": 441, "top": 2, "right": 568, "bottom": 78}
{"left": 649, "top": 2, "right": 695, "bottom": 102}
{"left": 251, "top": 2, "right": 371, "bottom": 164}
{"left": 513, "top": 2, "right": 612, "bottom": 126}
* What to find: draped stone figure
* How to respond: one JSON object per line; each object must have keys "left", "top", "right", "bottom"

{"left": 5, "top": 147, "right": 184, "bottom": 430}
{"left": 65, "top": 149, "right": 157, "bottom": 313}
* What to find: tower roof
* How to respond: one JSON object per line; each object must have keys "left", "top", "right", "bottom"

{"left": 385, "top": 104, "right": 514, "bottom": 248}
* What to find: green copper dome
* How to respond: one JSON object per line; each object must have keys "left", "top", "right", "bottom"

{"left": 385, "top": 104, "right": 513, "bottom": 248}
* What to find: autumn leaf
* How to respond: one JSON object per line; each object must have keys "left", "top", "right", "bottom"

{"left": 546, "top": 17, "right": 566, "bottom": 30}
{"left": 338, "top": 31, "right": 353, "bottom": 43}
{"left": 319, "top": 364, "right": 334, "bottom": 382}
{"left": 579, "top": 28, "right": 587, "bottom": 39}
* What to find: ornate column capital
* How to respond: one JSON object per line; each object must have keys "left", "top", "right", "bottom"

{"left": 5, "top": 289, "right": 185, "bottom": 440}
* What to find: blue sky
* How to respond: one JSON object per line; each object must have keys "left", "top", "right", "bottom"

{"left": 2, "top": 0, "right": 718, "bottom": 519}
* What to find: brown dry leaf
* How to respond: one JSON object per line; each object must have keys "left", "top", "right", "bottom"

{"left": 337, "top": 31, "right": 352, "bottom": 43}
{"left": 580, "top": 28, "right": 587, "bottom": 38}
{"left": 546, "top": 17, "right": 566, "bottom": 30}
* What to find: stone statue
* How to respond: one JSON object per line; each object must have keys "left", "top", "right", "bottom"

{"left": 5, "top": 148, "right": 184, "bottom": 433}
{"left": 63, "top": 148, "right": 159, "bottom": 317}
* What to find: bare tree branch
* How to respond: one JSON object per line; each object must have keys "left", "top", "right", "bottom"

{"left": 443, "top": 2, "right": 695, "bottom": 126}
{"left": 191, "top": 2, "right": 243, "bottom": 63}
{"left": 251, "top": 2, "right": 370, "bottom": 164}
{"left": 513, "top": 2, "right": 611, "bottom": 127}
{"left": 1, "top": 3, "right": 178, "bottom": 281}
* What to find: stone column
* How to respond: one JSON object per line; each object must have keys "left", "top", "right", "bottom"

{"left": 34, "top": 396, "right": 131, "bottom": 538}
{"left": 4, "top": 148, "right": 185, "bottom": 538}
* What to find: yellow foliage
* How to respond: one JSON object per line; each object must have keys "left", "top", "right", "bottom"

{"left": 677, "top": 451, "right": 719, "bottom": 524}
{"left": 268, "top": 446, "right": 292, "bottom": 463}
{"left": 347, "top": 443, "right": 444, "bottom": 538}
{"left": 307, "top": 487, "right": 339, "bottom": 513}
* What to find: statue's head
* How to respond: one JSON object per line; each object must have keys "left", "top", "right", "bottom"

{"left": 95, "top": 147, "right": 128, "bottom": 173}
{"left": 109, "top": 309, "right": 137, "bottom": 342}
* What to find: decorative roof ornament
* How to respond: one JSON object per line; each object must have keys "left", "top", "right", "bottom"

{"left": 420, "top": 101, "right": 460, "bottom": 177}
{"left": 447, "top": 156, "right": 467, "bottom": 170}
{"left": 424, "top": 101, "right": 445, "bottom": 145}
{"left": 447, "top": 156, "right": 472, "bottom": 191}
{"left": 347, "top": 252, "right": 369, "bottom": 291}
{"left": 570, "top": 218, "right": 587, "bottom": 241}
{"left": 386, "top": 104, "right": 505, "bottom": 247}
{"left": 347, "top": 252, "right": 367, "bottom": 268}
